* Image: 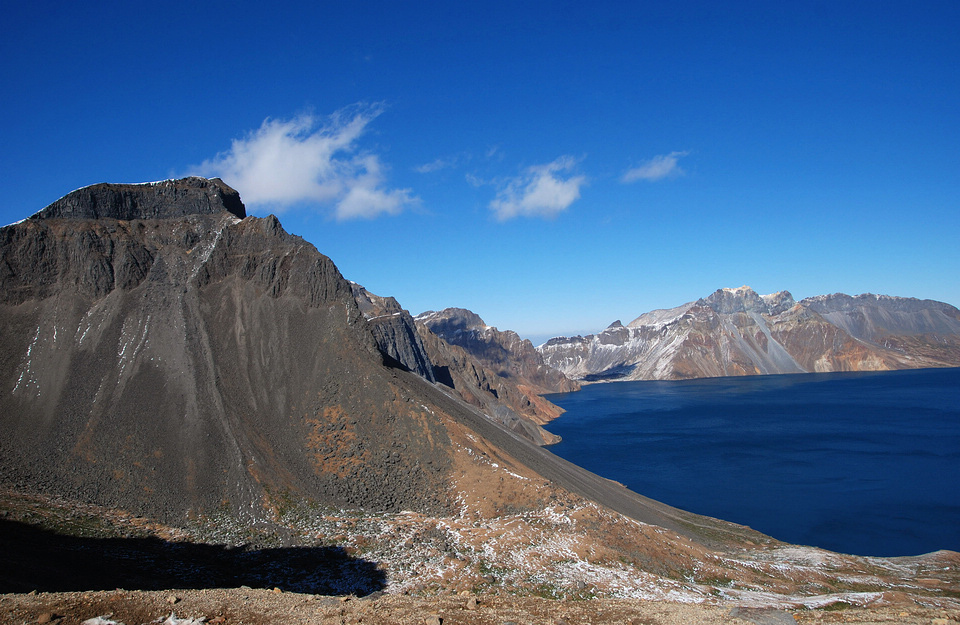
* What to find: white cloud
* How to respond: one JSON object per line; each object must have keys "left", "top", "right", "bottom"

{"left": 490, "top": 156, "right": 585, "bottom": 221}
{"left": 415, "top": 154, "right": 463, "bottom": 174}
{"left": 194, "top": 104, "right": 416, "bottom": 220}
{"left": 622, "top": 151, "right": 689, "bottom": 182}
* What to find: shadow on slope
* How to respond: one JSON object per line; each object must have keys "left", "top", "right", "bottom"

{"left": 0, "top": 519, "right": 386, "bottom": 596}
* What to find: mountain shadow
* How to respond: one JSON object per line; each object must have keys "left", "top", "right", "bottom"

{"left": 0, "top": 519, "right": 386, "bottom": 596}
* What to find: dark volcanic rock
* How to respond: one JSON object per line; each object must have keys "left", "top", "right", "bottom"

{"left": 32, "top": 177, "right": 246, "bottom": 221}
{"left": 350, "top": 286, "right": 560, "bottom": 445}
{"left": 416, "top": 325, "right": 562, "bottom": 446}
{"left": 351, "top": 283, "right": 437, "bottom": 382}
{"left": 416, "top": 308, "right": 579, "bottom": 396}
{"left": 414, "top": 307, "right": 580, "bottom": 438}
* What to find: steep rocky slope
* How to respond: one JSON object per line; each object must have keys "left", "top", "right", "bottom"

{"left": 540, "top": 286, "right": 960, "bottom": 381}
{"left": 350, "top": 282, "right": 436, "bottom": 382}
{"left": 0, "top": 177, "right": 754, "bottom": 537}
{"left": 0, "top": 178, "right": 455, "bottom": 521}
{"left": 350, "top": 284, "right": 562, "bottom": 445}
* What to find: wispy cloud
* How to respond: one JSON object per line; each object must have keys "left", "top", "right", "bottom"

{"left": 622, "top": 151, "right": 689, "bottom": 183}
{"left": 194, "top": 104, "right": 416, "bottom": 220}
{"left": 490, "top": 156, "right": 586, "bottom": 221}
{"left": 415, "top": 153, "right": 465, "bottom": 174}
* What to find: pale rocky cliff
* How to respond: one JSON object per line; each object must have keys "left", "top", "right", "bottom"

{"left": 540, "top": 286, "right": 960, "bottom": 381}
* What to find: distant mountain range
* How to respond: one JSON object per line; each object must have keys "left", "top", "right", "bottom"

{"left": 538, "top": 285, "right": 960, "bottom": 382}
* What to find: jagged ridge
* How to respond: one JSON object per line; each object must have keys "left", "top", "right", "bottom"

{"left": 350, "top": 285, "right": 565, "bottom": 445}
{"left": 540, "top": 286, "right": 960, "bottom": 381}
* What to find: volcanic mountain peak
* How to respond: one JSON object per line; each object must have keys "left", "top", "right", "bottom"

{"left": 761, "top": 289, "right": 797, "bottom": 314}
{"left": 29, "top": 177, "right": 246, "bottom": 222}
{"left": 416, "top": 307, "right": 578, "bottom": 391}
{"left": 696, "top": 285, "right": 795, "bottom": 315}
{"left": 802, "top": 291, "right": 960, "bottom": 316}
{"left": 624, "top": 288, "right": 796, "bottom": 330}
{"left": 415, "top": 307, "right": 488, "bottom": 337}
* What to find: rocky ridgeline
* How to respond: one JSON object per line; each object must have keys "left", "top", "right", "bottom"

{"left": 350, "top": 285, "right": 565, "bottom": 445}
{"left": 540, "top": 286, "right": 960, "bottom": 381}
{"left": 351, "top": 283, "right": 437, "bottom": 383}
{"left": 33, "top": 177, "right": 246, "bottom": 221}
{"left": 416, "top": 307, "right": 580, "bottom": 397}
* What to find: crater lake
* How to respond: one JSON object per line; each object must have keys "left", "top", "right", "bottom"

{"left": 545, "top": 367, "right": 960, "bottom": 557}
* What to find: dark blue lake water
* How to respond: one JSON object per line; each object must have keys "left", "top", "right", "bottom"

{"left": 545, "top": 368, "right": 960, "bottom": 557}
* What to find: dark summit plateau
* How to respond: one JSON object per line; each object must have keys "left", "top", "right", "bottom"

{"left": 31, "top": 177, "right": 246, "bottom": 221}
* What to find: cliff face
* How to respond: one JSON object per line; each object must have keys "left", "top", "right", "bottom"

{"left": 32, "top": 177, "right": 246, "bottom": 221}
{"left": 349, "top": 286, "right": 564, "bottom": 445}
{"left": 415, "top": 325, "right": 562, "bottom": 445}
{"left": 539, "top": 286, "right": 960, "bottom": 381}
{"left": 350, "top": 283, "right": 437, "bottom": 382}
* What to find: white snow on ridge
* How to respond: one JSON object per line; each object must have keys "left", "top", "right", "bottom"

{"left": 628, "top": 301, "right": 694, "bottom": 329}
{"left": 413, "top": 310, "right": 440, "bottom": 323}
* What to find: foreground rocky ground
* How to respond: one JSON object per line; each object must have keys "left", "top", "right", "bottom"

{"left": 2, "top": 489, "right": 959, "bottom": 625}
{"left": 2, "top": 588, "right": 958, "bottom": 625}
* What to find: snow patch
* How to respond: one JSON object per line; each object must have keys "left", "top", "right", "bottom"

{"left": 12, "top": 326, "right": 42, "bottom": 396}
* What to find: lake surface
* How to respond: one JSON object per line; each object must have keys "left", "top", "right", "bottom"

{"left": 545, "top": 367, "right": 960, "bottom": 557}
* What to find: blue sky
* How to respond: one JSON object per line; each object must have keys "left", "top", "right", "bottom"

{"left": 2, "top": 1, "right": 958, "bottom": 344}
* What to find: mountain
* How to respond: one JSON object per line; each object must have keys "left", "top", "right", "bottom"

{"left": 416, "top": 308, "right": 579, "bottom": 395}
{"left": 350, "top": 284, "right": 563, "bottom": 445}
{"left": 539, "top": 286, "right": 960, "bottom": 381}
{"left": 0, "top": 176, "right": 741, "bottom": 533}
{"left": 3, "top": 180, "right": 959, "bottom": 605}
{"left": 415, "top": 307, "right": 580, "bottom": 419}
{"left": 1, "top": 178, "right": 449, "bottom": 520}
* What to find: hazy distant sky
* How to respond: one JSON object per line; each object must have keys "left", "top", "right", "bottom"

{"left": 2, "top": 1, "right": 958, "bottom": 343}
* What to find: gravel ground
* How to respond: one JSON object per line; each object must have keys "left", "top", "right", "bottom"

{"left": 1, "top": 589, "right": 957, "bottom": 625}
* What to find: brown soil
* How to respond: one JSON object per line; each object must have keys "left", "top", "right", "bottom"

{"left": 2, "top": 588, "right": 957, "bottom": 625}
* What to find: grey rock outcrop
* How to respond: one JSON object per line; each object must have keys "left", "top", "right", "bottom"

{"left": 351, "top": 283, "right": 437, "bottom": 382}
{"left": 415, "top": 325, "right": 563, "bottom": 446}
{"left": 416, "top": 308, "right": 579, "bottom": 396}
{"left": 351, "top": 287, "right": 564, "bottom": 445}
